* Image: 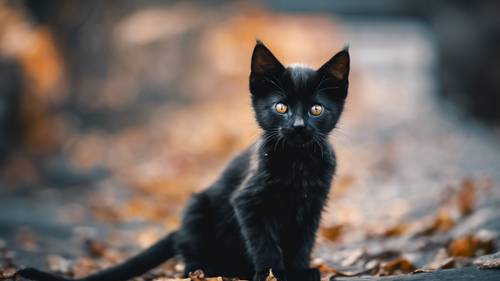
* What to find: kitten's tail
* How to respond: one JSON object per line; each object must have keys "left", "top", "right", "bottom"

{"left": 17, "top": 231, "right": 178, "bottom": 281}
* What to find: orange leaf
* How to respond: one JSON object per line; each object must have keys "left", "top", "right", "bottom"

{"left": 380, "top": 257, "right": 415, "bottom": 275}
{"left": 320, "top": 224, "right": 343, "bottom": 241}
{"left": 457, "top": 179, "right": 476, "bottom": 216}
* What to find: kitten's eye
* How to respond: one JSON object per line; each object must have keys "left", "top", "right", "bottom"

{"left": 275, "top": 103, "right": 288, "bottom": 114}
{"left": 310, "top": 104, "right": 323, "bottom": 116}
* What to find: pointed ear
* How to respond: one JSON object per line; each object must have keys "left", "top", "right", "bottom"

{"left": 251, "top": 40, "right": 285, "bottom": 76}
{"left": 318, "top": 49, "right": 350, "bottom": 81}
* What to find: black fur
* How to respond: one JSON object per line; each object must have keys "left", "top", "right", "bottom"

{"left": 17, "top": 41, "right": 350, "bottom": 281}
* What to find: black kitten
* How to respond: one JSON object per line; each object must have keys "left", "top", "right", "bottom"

{"left": 18, "top": 41, "right": 350, "bottom": 281}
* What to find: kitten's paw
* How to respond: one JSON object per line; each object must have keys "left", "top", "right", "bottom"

{"left": 289, "top": 268, "right": 320, "bottom": 281}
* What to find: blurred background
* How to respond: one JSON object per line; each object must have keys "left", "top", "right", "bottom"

{"left": 1, "top": 0, "right": 499, "bottom": 279}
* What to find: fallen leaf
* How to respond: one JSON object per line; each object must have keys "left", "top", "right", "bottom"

{"left": 313, "top": 261, "right": 337, "bottom": 274}
{"left": 448, "top": 234, "right": 494, "bottom": 258}
{"left": 419, "top": 208, "right": 454, "bottom": 236}
{"left": 16, "top": 229, "right": 38, "bottom": 251}
{"left": 327, "top": 260, "right": 380, "bottom": 278}
{"left": 71, "top": 257, "right": 100, "bottom": 278}
{"left": 457, "top": 179, "right": 475, "bottom": 216}
{"left": 265, "top": 269, "right": 277, "bottom": 281}
{"left": 331, "top": 175, "right": 356, "bottom": 197}
{"left": 320, "top": 224, "right": 343, "bottom": 241}
{"left": 382, "top": 223, "right": 408, "bottom": 237}
{"left": 0, "top": 267, "right": 16, "bottom": 278}
{"left": 341, "top": 249, "right": 365, "bottom": 267}
{"left": 448, "top": 235, "right": 478, "bottom": 257}
{"left": 46, "top": 255, "right": 71, "bottom": 274}
{"left": 431, "top": 257, "right": 455, "bottom": 270}
{"left": 189, "top": 269, "right": 205, "bottom": 281}
{"left": 85, "top": 239, "right": 107, "bottom": 257}
{"left": 152, "top": 277, "right": 191, "bottom": 281}
{"left": 379, "top": 257, "right": 415, "bottom": 275}
{"left": 364, "top": 259, "right": 381, "bottom": 272}
{"left": 413, "top": 268, "right": 436, "bottom": 274}
{"left": 422, "top": 248, "right": 456, "bottom": 271}
{"left": 474, "top": 252, "right": 500, "bottom": 269}
{"left": 366, "top": 249, "right": 401, "bottom": 260}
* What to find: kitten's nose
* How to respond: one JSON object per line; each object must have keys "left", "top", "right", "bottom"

{"left": 292, "top": 117, "right": 305, "bottom": 129}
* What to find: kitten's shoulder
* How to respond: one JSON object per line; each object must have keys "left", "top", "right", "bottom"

{"left": 212, "top": 142, "right": 260, "bottom": 189}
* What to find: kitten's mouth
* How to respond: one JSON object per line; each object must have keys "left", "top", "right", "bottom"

{"left": 287, "top": 139, "right": 315, "bottom": 147}
{"left": 282, "top": 132, "right": 314, "bottom": 147}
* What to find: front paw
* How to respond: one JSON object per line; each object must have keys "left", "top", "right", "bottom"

{"left": 253, "top": 269, "right": 287, "bottom": 281}
{"left": 289, "top": 268, "right": 320, "bottom": 281}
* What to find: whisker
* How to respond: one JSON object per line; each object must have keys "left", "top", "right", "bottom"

{"left": 264, "top": 77, "right": 285, "bottom": 94}
{"left": 273, "top": 135, "right": 281, "bottom": 153}
{"left": 331, "top": 126, "right": 351, "bottom": 143}
{"left": 313, "top": 135, "right": 325, "bottom": 159}
{"left": 314, "top": 77, "right": 338, "bottom": 92}
{"left": 316, "top": 86, "right": 340, "bottom": 93}
{"left": 280, "top": 137, "right": 286, "bottom": 152}
{"left": 314, "top": 75, "right": 328, "bottom": 92}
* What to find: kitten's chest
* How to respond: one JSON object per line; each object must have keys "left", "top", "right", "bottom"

{"left": 257, "top": 154, "right": 333, "bottom": 211}
{"left": 264, "top": 151, "right": 334, "bottom": 188}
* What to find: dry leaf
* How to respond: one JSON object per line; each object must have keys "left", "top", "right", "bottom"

{"left": 85, "top": 239, "right": 107, "bottom": 257}
{"left": 46, "top": 255, "right": 71, "bottom": 274}
{"left": 320, "top": 224, "right": 343, "bottom": 241}
{"left": 448, "top": 235, "right": 477, "bottom": 257}
{"left": 382, "top": 223, "right": 408, "bottom": 237}
{"left": 189, "top": 269, "right": 205, "bottom": 280}
{"left": 265, "top": 269, "right": 277, "bottom": 281}
{"left": 457, "top": 179, "right": 475, "bottom": 216}
{"left": 331, "top": 175, "right": 356, "bottom": 197}
{"left": 448, "top": 234, "right": 493, "bottom": 257}
{"left": 423, "top": 248, "right": 456, "bottom": 270}
{"left": 367, "top": 249, "right": 401, "bottom": 260}
{"left": 431, "top": 257, "right": 455, "bottom": 270}
{"left": 341, "top": 249, "right": 365, "bottom": 267}
{"left": 380, "top": 257, "right": 415, "bottom": 275}
{"left": 413, "top": 268, "right": 435, "bottom": 274}
{"left": 84, "top": 238, "right": 123, "bottom": 263}
{"left": 0, "top": 267, "right": 16, "bottom": 278}
{"left": 151, "top": 277, "right": 226, "bottom": 281}
{"left": 418, "top": 208, "right": 454, "bottom": 236}
{"left": 152, "top": 277, "right": 191, "bottom": 281}
{"left": 71, "top": 257, "right": 100, "bottom": 278}
{"left": 328, "top": 260, "right": 380, "bottom": 278}
{"left": 313, "top": 261, "right": 337, "bottom": 274}
{"left": 474, "top": 252, "right": 500, "bottom": 269}
{"left": 17, "top": 229, "right": 38, "bottom": 251}
{"left": 364, "top": 259, "right": 381, "bottom": 272}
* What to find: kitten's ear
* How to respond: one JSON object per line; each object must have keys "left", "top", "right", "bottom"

{"left": 317, "top": 48, "right": 350, "bottom": 81}
{"left": 251, "top": 40, "right": 285, "bottom": 76}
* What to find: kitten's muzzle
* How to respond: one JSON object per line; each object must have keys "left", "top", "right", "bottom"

{"left": 281, "top": 126, "right": 312, "bottom": 145}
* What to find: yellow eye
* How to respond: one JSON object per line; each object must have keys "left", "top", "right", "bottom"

{"left": 275, "top": 103, "right": 288, "bottom": 114}
{"left": 310, "top": 104, "right": 323, "bottom": 116}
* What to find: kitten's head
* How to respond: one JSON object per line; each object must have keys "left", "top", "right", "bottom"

{"left": 249, "top": 41, "right": 350, "bottom": 147}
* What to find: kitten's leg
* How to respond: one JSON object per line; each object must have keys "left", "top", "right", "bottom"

{"left": 285, "top": 243, "right": 320, "bottom": 281}
{"left": 231, "top": 191, "right": 287, "bottom": 281}
{"left": 285, "top": 217, "right": 321, "bottom": 281}
{"left": 288, "top": 268, "right": 320, "bottom": 281}
{"left": 176, "top": 193, "right": 216, "bottom": 277}
{"left": 285, "top": 248, "right": 320, "bottom": 281}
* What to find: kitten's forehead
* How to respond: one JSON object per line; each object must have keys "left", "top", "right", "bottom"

{"left": 286, "top": 63, "right": 316, "bottom": 91}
